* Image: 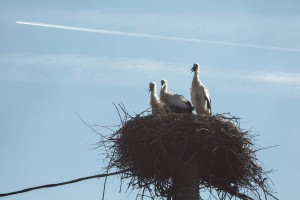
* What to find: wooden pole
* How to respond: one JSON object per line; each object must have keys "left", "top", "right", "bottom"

{"left": 172, "top": 158, "right": 200, "bottom": 200}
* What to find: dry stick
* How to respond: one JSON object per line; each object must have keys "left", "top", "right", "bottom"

{"left": 112, "top": 102, "right": 124, "bottom": 126}
{"left": 0, "top": 169, "right": 129, "bottom": 198}
{"left": 74, "top": 112, "right": 111, "bottom": 160}
{"left": 101, "top": 149, "right": 116, "bottom": 200}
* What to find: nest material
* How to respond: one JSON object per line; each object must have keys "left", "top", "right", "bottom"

{"left": 104, "top": 111, "right": 277, "bottom": 200}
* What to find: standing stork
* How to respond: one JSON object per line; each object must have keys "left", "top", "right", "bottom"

{"left": 148, "top": 82, "right": 167, "bottom": 115}
{"left": 160, "top": 79, "right": 194, "bottom": 114}
{"left": 190, "top": 63, "right": 212, "bottom": 116}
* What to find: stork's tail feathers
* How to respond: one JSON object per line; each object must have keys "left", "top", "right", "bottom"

{"left": 205, "top": 96, "right": 212, "bottom": 115}
{"left": 186, "top": 101, "right": 195, "bottom": 113}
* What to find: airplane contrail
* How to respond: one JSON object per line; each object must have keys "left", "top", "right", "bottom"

{"left": 16, "top": 21, "right": 300, "bottom": 52}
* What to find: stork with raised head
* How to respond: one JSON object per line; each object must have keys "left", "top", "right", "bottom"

{"left": 160, "top": 79, "right": 194, "bottom": 114}
{"left": 190, "top": 63, "right": 212, "bottom": 116}
{"left": 148, "top": 82, "right": 167, "bottom": 115}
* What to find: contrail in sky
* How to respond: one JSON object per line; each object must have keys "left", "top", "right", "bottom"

{"left": 16, "top": 21, "right": 300, "bottom": 52}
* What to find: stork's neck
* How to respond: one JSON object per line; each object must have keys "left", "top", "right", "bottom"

{"left": 193, "top": 70, "right": 200, "bottom": 83}
{"left": 161, "top": 84, "right": 167, "bottom": 93}
{"left": 151, "top": 89, "right": 157, "bottom": 98}
{"left": 160, "top": 85, "right": 167, "bottom": 100}
{"left": 164, "top": 85, "right": 168, "bottom": 92}
{"left": 150, "top": 90, "right": 160, "bottom": 104}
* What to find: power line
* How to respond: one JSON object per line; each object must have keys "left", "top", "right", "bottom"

{"left": 0, "top": 169, "right": 129, "bottom": 198}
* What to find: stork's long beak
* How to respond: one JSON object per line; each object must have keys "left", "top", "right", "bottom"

{"left": 190, "top": 67, "right": 194, "bottom": 72}
{"left": 147, "top": 87, "right": 151, "bottom": 93}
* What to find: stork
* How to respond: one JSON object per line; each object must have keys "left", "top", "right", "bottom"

{"left": 190, "top": 63, "right": 212, "bottom": 116}
{"left": 160, "top": 79, "right": 194, "bottom": 114}
{"left": 148, "top": 82, "right": 167, "bottom": 115}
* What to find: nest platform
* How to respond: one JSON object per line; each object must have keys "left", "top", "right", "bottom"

{"left": 103, "top": 112, "right": 276, "bottom": 200}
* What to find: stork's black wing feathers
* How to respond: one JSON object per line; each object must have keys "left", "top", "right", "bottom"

{"left": 205, "top": 96, "right": 212, "bottom": 115}
{"left": 167, "top": 94, "right": 194, "bottom": 114}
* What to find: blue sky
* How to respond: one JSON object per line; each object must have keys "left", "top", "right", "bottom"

{"left": 0, "top": 1, "right": 299, "bottom": 199}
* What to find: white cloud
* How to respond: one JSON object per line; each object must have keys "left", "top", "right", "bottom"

{"left": 248, "top": 71, "right": 300, "bottom": 87}
{"left": 0, "top": 53, "right": 186, "bottom": 85}
{"left": 1, "top": 53, "right": 299, "bottom": 96}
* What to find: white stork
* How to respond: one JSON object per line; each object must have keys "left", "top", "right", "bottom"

{"left": 148, "top": 82, "right": 167, "bottom": 115}
{"left": 160, "top": 79, "right": 194, "bottom": 114}
{"left": 190, "top": 63, "right": 212, "bottom": 115}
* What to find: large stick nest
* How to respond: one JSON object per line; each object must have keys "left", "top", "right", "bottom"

{"left": 100, "top": 107, "right": 277, "bottom": 200}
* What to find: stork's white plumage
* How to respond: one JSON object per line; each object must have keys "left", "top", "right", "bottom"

{"left": 190, "top": 63, "right": 212, "bottom": 115}
{"left": 160, "top": 79, "right": 194, "bottom": 114}
{"left": 148, "top": 82, "right": 167, "bottom": 115}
